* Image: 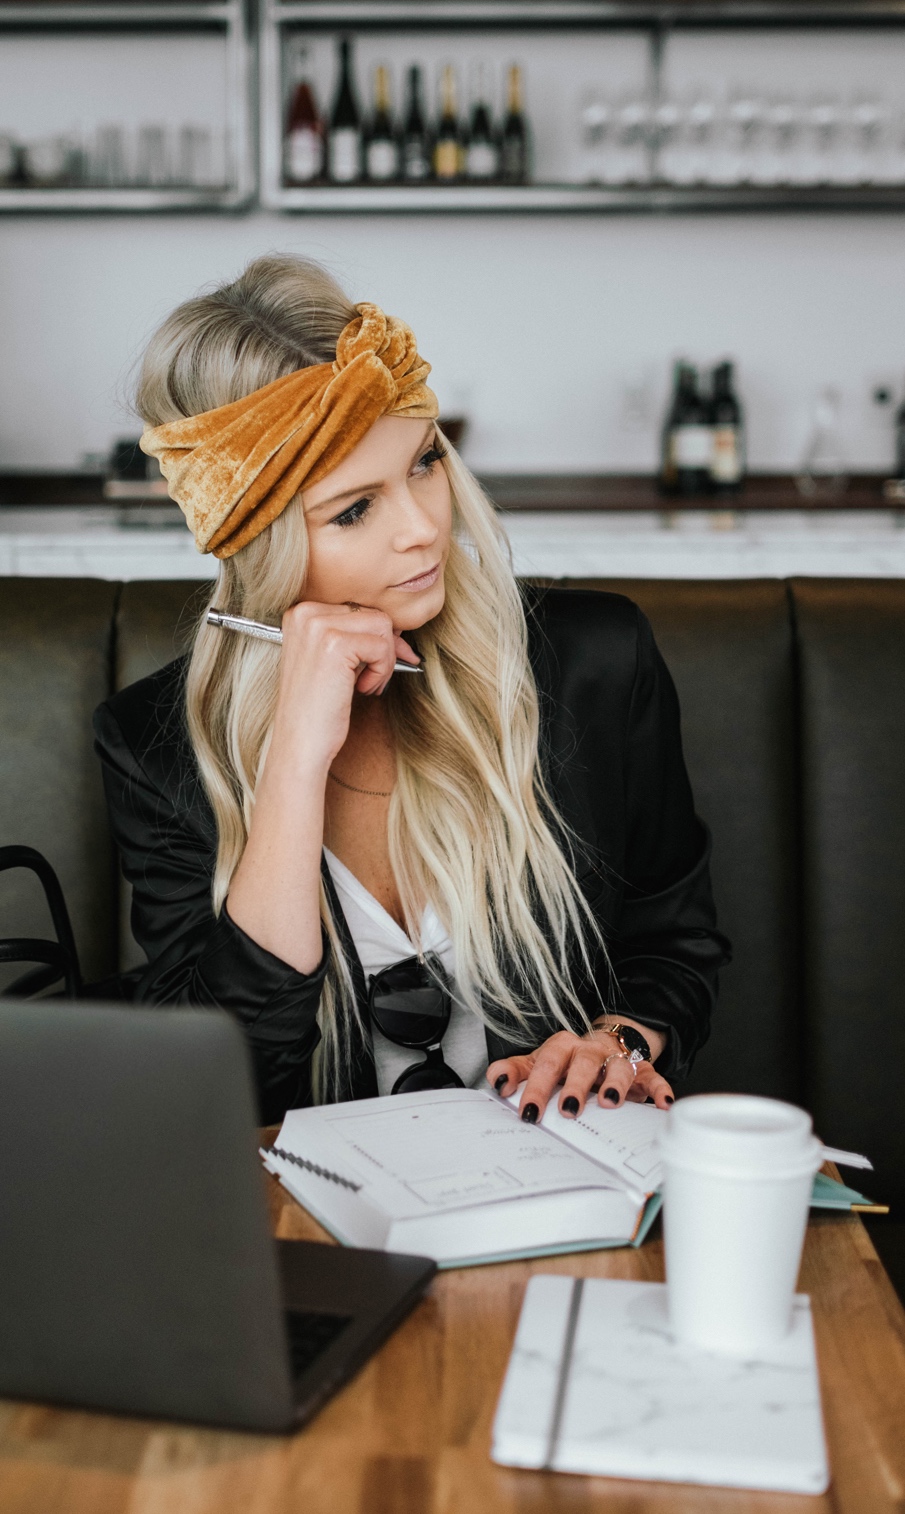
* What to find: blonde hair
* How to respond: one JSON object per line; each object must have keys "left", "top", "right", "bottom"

{"left": 136, "top": 254, "right": 609, "bottom": 1099}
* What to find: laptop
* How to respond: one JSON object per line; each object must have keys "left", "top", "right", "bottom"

{"left": 0, "top": 999, "right": 436, "bottom": 1432}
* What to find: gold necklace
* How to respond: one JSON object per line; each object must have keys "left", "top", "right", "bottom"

{"left": 328, "top": 770, "right": 393, "bottom": 798}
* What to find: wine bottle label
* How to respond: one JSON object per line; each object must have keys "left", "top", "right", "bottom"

{"left": 434, "top": 140, "right": 459, "bottom": 179}
{"left": 711, "top": 425, "right": 742, "bottom": 483}
{"left": 285, "top": 128, "right": 321, "bottom": 184}
{"left": 673, "top": 424, "right": 712, "bottom": 468}
{"left": 366, "top": 139, "right": 397, "bottom": 181}
{"left": 466, "top": 142, "right": 498, "bottom": 179}
{"left": 330, "top": 128, "right": 360, "bottom": 183}
{"left": 402, "top": 142, "right": 430, "bottom": 179}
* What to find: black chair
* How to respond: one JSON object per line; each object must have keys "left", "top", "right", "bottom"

{"left": 0, "top": 845, "right": 82, "bottom": 1000}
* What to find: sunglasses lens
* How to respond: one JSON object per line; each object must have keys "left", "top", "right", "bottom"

{"left": 391, "top": 1058, "right": 465, "bottom": 1096}
{"left": 369, "top": 956, "right": 451, "bottom": 1049}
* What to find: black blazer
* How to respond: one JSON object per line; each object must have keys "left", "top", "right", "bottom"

{"left": 93, "top": 586, "right": 730, "bottom": 1123}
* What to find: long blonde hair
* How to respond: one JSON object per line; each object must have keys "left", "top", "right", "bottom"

{"left": 136, "top": 254, "right": 609, "bottom": 1099}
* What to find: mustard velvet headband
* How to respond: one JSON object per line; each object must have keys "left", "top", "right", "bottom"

{"left": 139, "top": 301, "right": 439, "bottom": 559}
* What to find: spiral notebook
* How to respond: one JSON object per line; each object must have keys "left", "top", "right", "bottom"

{"left": 261, "top": 1088, "right": 876, "bottom": 1270}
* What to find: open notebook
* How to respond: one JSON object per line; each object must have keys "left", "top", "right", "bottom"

{"left": 261, "top": 1088, "right": 874, "bottom": 1270}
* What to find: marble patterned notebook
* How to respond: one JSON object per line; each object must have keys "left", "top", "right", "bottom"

{"left": 492, "top": 1276, "right": 830, "bottom": 1495}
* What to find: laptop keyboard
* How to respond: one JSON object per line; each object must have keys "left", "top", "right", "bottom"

{"left": 285, "top": 1310, "right": 352, "bottom": 1378}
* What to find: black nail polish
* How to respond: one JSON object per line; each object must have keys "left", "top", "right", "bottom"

{"left": 604, "top": 1088, "right": 620, "bottom": 1104}
{"left": 521, "top": 1103, "right": 539, "bottom": 1124}
{"left": 562, "top": 1096, "right": 579, "bottom": 1116}
{"left": 665, "top": 1095, "right": 675, "bottom": 1106}
{"left": 494, "top": 1074, "right": 508, "bottom": 1093}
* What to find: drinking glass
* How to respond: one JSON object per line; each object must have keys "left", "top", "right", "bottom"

{"left": 135, "top": 125, "right": 171, "bottom": 187}
{"left": 575, "top": 89, "right": 611, "bottom": 184}
{"left": 0, "top": 133, "right": 18, "bottom": 185}
{"left": 91, "top": 124, "right": 128, "bottom": 187}
{"left": 611, "top": 97, "right": 651, "bottom": 185}
{"left": 176, "top": 125, "right": 214, "bottom": 186}
{"left": 796, "top": 387, "right": 848, "bottom": 500}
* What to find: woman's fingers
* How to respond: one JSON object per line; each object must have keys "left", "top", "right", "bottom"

{"left": 556, "top": 1043, "right": 617, "bottom": 1118}
{"left": 595, "top": 1052, "right": 639, "bottom": 1109}
{"left": 487, "top": 1054, "right": 536, "bottom": 1100}
{"left": 625, "top": 1061, "right": 675, "bottom": 1109}
{"left": 487, "top": 1033, "right": 675, "bottom": 1122}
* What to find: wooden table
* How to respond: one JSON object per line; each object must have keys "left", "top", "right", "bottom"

{"left": 1, "top": 1163, "right": 903, "bottom": 1514}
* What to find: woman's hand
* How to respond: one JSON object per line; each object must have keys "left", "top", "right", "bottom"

{"left": 487, "top": 1018, "right": 674, "bottom": 1124}
{"left": 272, "top": 599, "right": 420, "bottom": 776}
{"left": 226, "top": 598, "right": 418, "bottom": 976}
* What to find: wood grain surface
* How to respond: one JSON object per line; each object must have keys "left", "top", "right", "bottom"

{"left": 1, "top": 1160, "right": 902, "bottom": 1514}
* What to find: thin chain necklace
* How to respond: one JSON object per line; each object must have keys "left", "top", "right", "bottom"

{"left": 328, "top": 770, "right": 393, "bottom": 798}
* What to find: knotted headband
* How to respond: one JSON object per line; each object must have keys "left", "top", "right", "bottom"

{"left": 139, "top": 301, "right": 439, "bottom": 559}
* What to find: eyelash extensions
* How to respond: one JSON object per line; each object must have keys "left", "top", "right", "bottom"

{"left": 333, "top": 440, "right": 449, "bottom": 529}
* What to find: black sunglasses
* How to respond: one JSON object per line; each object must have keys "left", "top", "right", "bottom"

{"left": 367, "top": 953, "right": 464, "bottom": 1096}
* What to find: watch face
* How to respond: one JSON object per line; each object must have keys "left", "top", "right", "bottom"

{"left": 613, "top": 1023, "right": 651, "bottom": 1061}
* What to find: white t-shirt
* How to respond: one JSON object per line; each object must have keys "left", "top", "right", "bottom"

{"left": 322, "top": 847, "right": 488, "bottom": 1096}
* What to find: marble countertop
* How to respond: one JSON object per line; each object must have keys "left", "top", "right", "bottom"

{"left": 2, "top": 505, "right": 905, "bottom": 580}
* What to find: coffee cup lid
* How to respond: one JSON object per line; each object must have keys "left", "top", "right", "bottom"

{"left": 659, "top": 1093, "right": 822, "bottom": 1176}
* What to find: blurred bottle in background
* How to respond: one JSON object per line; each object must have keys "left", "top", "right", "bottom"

{"left": 500, "top": 64, "right": 529, "bottom": 183}
{"left": 365, "top": 64, "right": 399, "bottom": 181}
{"left": 465, "top": 63, "right": 499, "bottom": 181}
{"left": 796, "top": 386, "right": 848, "bottom": 499}
{"left": 284, "top": 39, "right": 323, "bottom": 184}
{"left": 709, "top": 361, "right": 745, "bottom": 494}
{"left": 434, "top": 64, "right": 463, "bottom": 180}
{"left": 660, "top": 362, "right": 713, "bottom": 496}
{"left": 328, "top": 36, "right": 362, "bottom": 183}
{"left": 401, "top": 65, "right": 432, "bottom": 181}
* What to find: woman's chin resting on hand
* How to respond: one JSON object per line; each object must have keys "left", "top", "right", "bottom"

{"left": 487, "top": 1017, "right": 674, "bottom": 1125}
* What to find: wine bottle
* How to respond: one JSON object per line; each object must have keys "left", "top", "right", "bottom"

{"left": 400, "top": 65, "right": 432, "bottom": 182}
{"left": 660, "top": 362, "right": 713, "bottom": 496}
{"left": 500, "top": 63, "right": 529, "bottom": 184}
{"left": 434, "top": 64, "right": 462, "bottom": 182}
{"left": 365, "top": 64, "right": 399, "bottom": 182}
{"left": 709, "top": 361, "right": 745, "bottom": 495}
{"left": 328, "top": 36, "right": 362, "bottom": 184}
{"left": 895, "top": 387, "right": 905, "bottom": 480}
{"left": 283, "top": 40, "right": 324, "bottom": 185}
{"left": 465, "top": 62, "right": 499, "bottom": 181}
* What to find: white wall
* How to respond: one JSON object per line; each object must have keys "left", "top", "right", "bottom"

{"left": 2, "top": 207, "right": 904, "bottom": 475}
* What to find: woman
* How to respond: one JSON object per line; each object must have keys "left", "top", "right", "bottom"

{"left": 94, "top": 254, "right": 730, "bottom": 1126}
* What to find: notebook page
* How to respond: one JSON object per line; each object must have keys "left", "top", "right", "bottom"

{"left": 505, "top": 1088, "right": 665, "bottom": 1201}
{"left": 276, "top": 1089, "right": 629, "bottom": 1222}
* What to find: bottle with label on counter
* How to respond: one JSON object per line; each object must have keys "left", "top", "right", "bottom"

{"left": 328, "top": 36, "right": 362, "bottom": 183}
{"left": 660, "top": 362, "right": 713, "bottom": 496}
{"left": 709, "top": 361, "right": 745, "bottom": 494}
{"left": 283, "top": 39, "right": 323, "bottom": 185}
{"left": 365, "top": 64, "right": 398, "bottom": 182}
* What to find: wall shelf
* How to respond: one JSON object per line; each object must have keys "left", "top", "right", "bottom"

{"left": 261, "top": 0, "right": 905, "bottom": 213}
{"left": 272, "top": 181, "right": 905, "bottom": 212}
{"left": 0, "top": 0, "right": 255, "bottom": 213}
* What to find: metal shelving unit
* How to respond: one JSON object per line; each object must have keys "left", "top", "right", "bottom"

{"left": 0, "top": 0, "right": 255, "bottom": 212}
{"left": 260, "top": 0, "right": 905, "bottom": 213}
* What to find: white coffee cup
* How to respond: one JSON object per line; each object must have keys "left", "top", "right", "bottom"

{"left": 659, "top": 1094, "right": 823, "bottom": 1355}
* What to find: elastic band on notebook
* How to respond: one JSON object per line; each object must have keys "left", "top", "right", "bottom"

{"left": 544, "top": 1277, "right": 584, "bottom": 1471}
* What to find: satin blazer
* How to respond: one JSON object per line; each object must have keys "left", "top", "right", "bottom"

{"left": 93, "top": 586, "right": 731, "bottom": 1123}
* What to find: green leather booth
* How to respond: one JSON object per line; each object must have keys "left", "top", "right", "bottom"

{"left": 2, "top": 576, "right": 903, "bottom": 1237}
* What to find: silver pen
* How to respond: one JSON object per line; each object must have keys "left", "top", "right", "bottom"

{"left": 205, "top": 610, "right": 423, "bottom": 673}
